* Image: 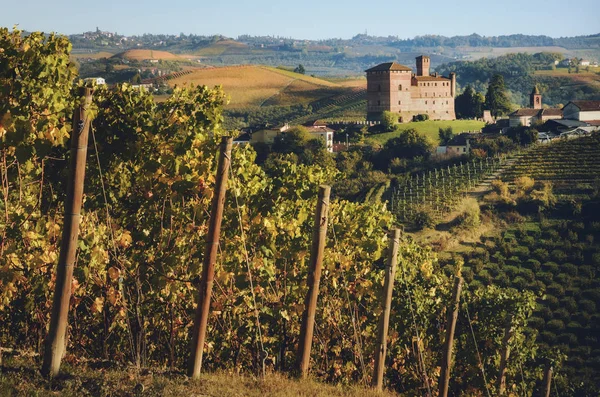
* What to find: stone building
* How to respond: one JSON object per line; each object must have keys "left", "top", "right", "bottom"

{"left": 508, "top": 86, "right": 562, "bottom": 127}
{"left": 366, "top": 55, "right": 456, "bottom": 121}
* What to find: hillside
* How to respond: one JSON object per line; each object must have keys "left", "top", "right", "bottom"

{"left": 166, "top": 65, "right": 348, "bottom": 107}
{"left": 112, "top": 49, "right": 182, "bottom": 61}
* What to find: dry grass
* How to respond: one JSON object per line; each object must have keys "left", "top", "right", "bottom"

{"left": 0, "top": 355, "right": 398, "bottom": 397}
{"left": 113, "top": 49, "right": 182, "bottom": 61}
{"left": 70, "top": 51, "right": 114, "bottom": 60}
{"left": 167, "top": 66, "right": 345, "bottom": 107}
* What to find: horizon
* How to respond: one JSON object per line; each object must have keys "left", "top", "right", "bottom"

{"left": 2, "top": 0, "right": 599, "bottom": 41}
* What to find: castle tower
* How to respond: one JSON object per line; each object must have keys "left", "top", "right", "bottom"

{"left": 416, "top": 55, "right": 430, "bottom": 77}
{"left": 530, "top": 85, "right": 542, "bottom": 109}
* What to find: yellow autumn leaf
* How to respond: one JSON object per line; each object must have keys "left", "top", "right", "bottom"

{"left": 107, "top": 266, "right": 120, "bottom": 281}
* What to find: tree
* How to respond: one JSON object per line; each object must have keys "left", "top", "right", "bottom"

{"left": 381, "top": 110, "right": 398, "bottom": 132}
{"left": 484, "top": 74, "right": 512, "bottom": 117}
{"left": 381, "top": 128, "right": 432, "bottom": 164}
{"left": 294, "top": 64, "right": 306, "bottom": 74}
{"left": 455, "top": 85, "right": 484, "bottom": 119}
{"left": 438, "top": 126, "right": 454, "bottom": 145}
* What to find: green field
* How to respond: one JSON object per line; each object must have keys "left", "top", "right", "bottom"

{"left": 366, "top": 120, "right": 486, "bottom": 146}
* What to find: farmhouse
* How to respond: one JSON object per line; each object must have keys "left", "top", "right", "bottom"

{"left": 366, "top": 56, "right": 456, "bottom": 122}
{"left": 83, "top": 77, "right": 106, "bottom": 85}
{"left": 562, "top": 100, "right": 600, "bottom": 122}
{"left": 249, "top": 123, "right": 335, "bottom": 152}
{"left": 509, "top": 86, "right": 562, "bottom": 127}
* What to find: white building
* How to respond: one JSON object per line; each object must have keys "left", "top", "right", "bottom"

{"left": 562, "top": 101, "right": 600, "bottom": 122}
{"left": 84, "top": 77, "right": 106, "bottom": 85}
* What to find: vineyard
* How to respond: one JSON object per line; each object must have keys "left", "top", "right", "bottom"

{"left": 1, "top": 28, "right": 599, "bottom": 396}
{"left": 388, "top": 150, "right": 525, "bottom": 226}
{"left": 501, "top": 134, "right": 600, "bottom": 198}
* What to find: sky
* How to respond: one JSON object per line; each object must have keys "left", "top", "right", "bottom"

{"left": 1, "top": 0, "right": 599, "bottom": 40}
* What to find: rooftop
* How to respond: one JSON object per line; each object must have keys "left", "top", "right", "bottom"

{"left": 413, "top": 75, "right": 451, "bottom": 82}
{"left": 510, "top": 108, "right": 541, "bottom": 117}
{"left": 568, "top": 100, "right": 600, "bottom": 111}
{"left": 365, "top": 62, "right": 412, "bottom": 73}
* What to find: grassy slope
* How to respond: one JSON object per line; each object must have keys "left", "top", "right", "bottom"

{"left": 366, "top": 120, "right": 486, "bottom": 146}
{"left": 112, "top": 49, "right": 182, "bottom": 61}
{"left": 0, "top": 355, "right": 397, "bottom": 397}
{"left": 167, "top": 66, "right": 349, "bottom": 107}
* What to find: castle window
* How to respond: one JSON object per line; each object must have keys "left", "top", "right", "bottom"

{"left": 398, "top": 101, "right": 402, "bottom": 105}
{"left": 435, "top": 83, "right": 437, "bottom": 86}
{"left": 377, "top": 100, "right": 381, "bottom": 105}
{"left": 433, "top": 101, "right": 436, "bottom": 104}
{"left": 446, "top": 101, "right": 448, "bottom": 104}
{"left": 425, "top": 92, "right": 427, "bottom": 97}
{"left": 378, "top": 84, "right": 381, "bottom": 92}
{"left": 425, "top": 101, "right": 428, "bottom": 104}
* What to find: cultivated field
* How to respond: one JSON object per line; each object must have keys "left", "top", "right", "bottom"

{"left": 194, "top": 40, "right": 252, "bottom": 56}
{"left": 367, "top": 120, "right": 486, "bottom": 146}
{"left": 112, "top": 49, "right": 182, "bottom": 61}
{"left": 70, "top": 51, "right": 114, "bottom": 59}
{"left": 167, "top": 65, "right": 351, "bottom": 107}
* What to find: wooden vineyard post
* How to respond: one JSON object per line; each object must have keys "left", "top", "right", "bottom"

{"left": 541, "top": 364, "right": 553, "bottom": 397}
{"left": 372, "top": 229, "right": 401, "bottom": 391}
{"left": 188, "top": 136, "right": 233, "bottom": 379}
{"left": 497, "top": 315, "right": 514, "bottom": 395}
{"left": 42, "top": 87, "right": 94, "bottom": 377}
{"left": 296, "top": 185, "right": 331, "bottom": 378}
{"left": 438, "top": 276, "right": 463, "bottom": 397}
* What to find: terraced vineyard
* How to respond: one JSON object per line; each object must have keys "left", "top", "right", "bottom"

{"left": 451, "top": 211, "right": 600, "bottom": 393}
{"left": 502, "top": 134, "right": 600, "bottom": 197}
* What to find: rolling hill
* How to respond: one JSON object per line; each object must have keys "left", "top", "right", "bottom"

{"left": 166, "top": 65, "right": 348, "bottom": 107}
{"left": 112, "top": 49, "right": 182, "bottom": 61}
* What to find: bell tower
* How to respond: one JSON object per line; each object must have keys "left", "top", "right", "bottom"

{"left": 530, "top": 85, "right": 542, "bottom": 109}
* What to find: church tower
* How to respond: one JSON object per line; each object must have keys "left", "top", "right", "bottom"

{"left": 530, "top": 85, "right": 542, "bottom": 109}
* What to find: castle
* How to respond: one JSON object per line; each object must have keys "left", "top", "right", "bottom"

{"left": 366, "top": 56, "right": 456, "bottom": 122}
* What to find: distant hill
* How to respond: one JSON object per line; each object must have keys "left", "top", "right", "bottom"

{"left": 112, "top": 49, "right": 182, "bottom": 61}
{"left": 166, "top": 65, "right": 344, "bottom": 107}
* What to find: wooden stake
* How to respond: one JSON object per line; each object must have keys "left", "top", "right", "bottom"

{"left": 438, "top": 276, "right": 463, "bottom": 397}
{"left": 372, "top": 229, "right": 401, "bottom": 391}
{"left": 188, "top": 136, "right": 233, "bottom": 379}
{"left": 541, "top": 364, "right": 553, "bottom": 397}
{"left": 497, "top": 315, "right": 514, "bottom": 395}
{"left": 296, "top": 185, "right": 331, "bottom": 378}
{"left": 42, "top": 87, "right": 93, "bottom": 377}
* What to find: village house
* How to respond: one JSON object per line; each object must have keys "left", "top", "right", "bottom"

{"left": 366, "top": 56, "right": 456, "bottom": 122}
{"left": 562, "top": 100, "right": 600, "bottom": 123}
{"left": 249, "top": 123, "right": 335, "bottom": 152}
{"left": 83, "top": 77, "right": 106, "bottom": 85}
{"left": 509, "top": 86, "right": 562, "bottom": 127}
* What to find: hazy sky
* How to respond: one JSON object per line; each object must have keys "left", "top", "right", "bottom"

{"left": 2, "top": 0, "right": 599, "bottom": 39}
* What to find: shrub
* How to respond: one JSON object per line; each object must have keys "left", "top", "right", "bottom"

{"left": 557, "top": 333, "right": 578, "bottom": 346}
{"left": 536, "top": 306, "right": 553, "bottom": 320}
{"left": 513, "top": 246, "right": 530, "bottom": 259}
{"left": 455, "top": 198, "right": 481, "bottom": 229}
{"left": 537, "top": 272, "right": 553, "bottom": 284}
{"left": 555, "top": 273, "right": 571, "bottom": 287}
{"left": 495, "top": 272, "right": 510, "bottom": 287}
{"left": 491, "top": 179, "right": 509, "bottom": 197}
{"left": 527, "top": 317, "right": 545, "bottom": 328}
{"left": 502, "top": 211, "right": 525, "bottom": 224}
{"left": 518, "top": 268, "right": 535, "bottom": 282}
{"left": 507, "top": 256, "right": 521, "bottom": 266}
{"left": 467, "top": 258, "right": 484, "bottom": 274}
{"left": 462, "top": 267, "right": 474, "bottom": 283}
{"left": 540, "top": 331, "right": 557, "bottom": 343}
{"left": 566, "top": 287, "right": 581, "bottom": 298}
{"left": 560, "top": 297, "right": 578, "bottom": 312}
{"left": 545, "top": 294, "right": 559, "bottom": 309}
{"left": 413, "top": 210, "right": 436, "bottom": 230}
{"left": 582, "top": 289, "right": 600, "bottom": 301}
{"left": 477, "top": 269, "right": 492, "bottom": 284}
{"left": 566, "top": 321, "right": 583, "bottom": 333}
{"left": 579, "top": 266, "right": 594, "bottom": 279}
{"left": 547, "top": 283, "right": 566, "bottom": 297}
{"left": 543, "top": 229, "right": 560, "bottom": 240}
{"left": 567, "top": 230, "right": 579, "bottom": 242}
{"left": 521, "top": 235, "right": 536, "bottom": 248}
{"left": 412, "top": 114, "right": 429, "bottom": 122}
{"left": 491, "top": 252, "right": 505, "bottom": 266}
{"left": 512, "top": 276, "right": 527, "bottom": 289}
{"left": 486, "top": 263, "right": 500, "bottom": 277}
{"left": 533, "top": 248, "right": 549, "bottom": 262}
{"left": 514, "top": 176, "right": 535, "bottom": 193}
{"left": 504, "top": 265, "right": 520, "bottom": 278}
{"left": 543, "top": 262, "right": 560, "bottom": 275}
{"left": 562, "top": 263, "right": 577, "bottom": 276}
{"left": 528, "top": 280, "right": 546, "bottom": 294}
{"left": 579, "top": 299, "right": 596, "bottom": 313}
{"left": 553, "top": 308, "right": 570, "bottom": 321}
{"left": 551, "top": 249, "right": 567, "bottom": 262}
{"left": 525, "top": 259, "right": 541, "bottom": 271}
{"left": 546, "top": 319, "right": 565, "bottom": 331}
{"left": 574, "top": 312, "right": 591, "bottom": 326}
